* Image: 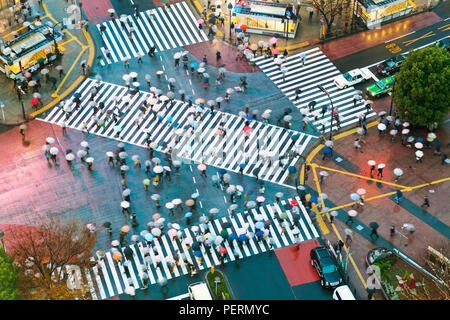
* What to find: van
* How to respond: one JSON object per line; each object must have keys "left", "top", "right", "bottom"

{"left": 188, "top": 282, "right": 213, "bottom": 300}
{"left": 332, "top": 285, "right": 356, "bottom": 300}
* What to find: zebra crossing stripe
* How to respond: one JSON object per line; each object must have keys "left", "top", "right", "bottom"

{"left": 179, "top": 1, "right": 208, "bottom": 42}
{"left": 85, "top": 269, "right": 98, "bottom": 300}
{"left": 98, "top": 258, "right": 115, "bottom": 297}
{"left": 135, "top": 243, "right": 157, "bottom": 284}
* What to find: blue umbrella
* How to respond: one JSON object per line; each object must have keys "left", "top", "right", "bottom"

{"left": 416, "top": 137, "right": 424, "bottom": 142}
{"left": 190, "top": 62, "right": 198, "bottom": 68}
{"left": 208, "top": 234, "right": 217, "bottom": 243}
{"left": 255, "top": 230, "right": 264, "bottom": 237}
{"left": 184, "top": 125, "right": 190, "bottom": 130}
{"left": 144, "top": 233, "right": 154, "bottom": 242}
{"left": 228, "top": 233, "right": 237, "bottom": 241}
{"left": 166, "top": 116, "right": 173, "bottom": 123}
{"left": 235, "top": 28, "right": 242, "bottom": 33}
{"left": 255, "top": 221, "right": 265, "bottom": 229}
{"left": 158, "top": 115, "right": 164, "bottom": 121}
{"left": 191, "top": 242, "right": 200, "bottom": 251}
{"left": 150, "top": 171, "right": 156, "bottom": 177}
{"left": 323, "top": 147, "right": 332, "bottom": 154}
{"left": 246, "top": 116, "right": 253, "bottom": 121}
{"left": 309, "top": 195, "right": 318, "bottom": 203}
{"left": 238, "top": 234, "right": 247, "bottom": 242}
{"left": 239, "top": 163, "right": 246, "bottom": 168}
{"left": 187, "top": 96, "right": 193, "bottom": 101}
{"left": 291, "top": 134, "right": 300, "bottom": 141}
{"left": 171, "top": 122, "right": 178, "bottom": 127}
{"left": 194, "top": 250, "right": 202, "bottom": 257}
{"left": 74, "top": 92, "right": 81, "bottom": 98}
{"left": 288, "top": 166, "right": 296, "bottom": 173}
{"left": 185, "top": 212, "right": 193, "bottom": 218}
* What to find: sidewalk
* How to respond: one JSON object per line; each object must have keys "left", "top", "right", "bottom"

{"left": 0, "top": 0, "right": 93, "bottom": 126}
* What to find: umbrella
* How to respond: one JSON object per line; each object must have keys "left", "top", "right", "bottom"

{"left": 393, "top": 168, "right": 403, "bottom": 176}
{"left": 226, "top": 185, "right": 236, "bottom": 194}
{"left": 144, "top": 233, "right": 154, "bottom": 242}
{"left": 49, "top": 147, "right": 59, "bottom": 155}
{"left": 280, "top": 212, "right": 288, "bottom": 220}
{"left": 41, "top": 68, "right": 49, "bottom": 75}
{"left": 121, "top": 201, "right": 130, "bottom": 208}
{"left": 172, "top": 198, "right": 182, "bottom": 205}
{"left": 269, "top": 37, "right": 278, "bottom": 44}
{"left": 113, "top": 252, "right": 122, "bottom": 261}
{"left": 184, "top": 212, "right": 193, "bottom": 218}
{"left": 31, "top": 97, "right": 39, "bottom": 105}
{"left": 219, "top": 247, "right": 227, "bottom": 254}
{"left": 344, "top": 228, "right": 353, "bottom": 235}
{"left": 415, "top": 150, "right": 423, "bottom": 157}
{"left": 80, "top": 141, "right": 89, "bottom": 148}
{"left": 185, "top": 199, "right": 195, "bottom": 207}
{"left": 348, "top": 210, "right": 358, "bottom": 217}
{"left": 195, "top": 98, "right": 205, "bottom": 104}
{"left": 216, "top": 97, "right": 224, "bottom": 102}
{"left": 197, "top": 18, "right": 204, "bottom": 24}
{"left": 377, "top": 123, "right": 386, "bottom": 130}
{"left": 368, "top": 160, "right": 376, "bottom": 166}
{"left": 111, "top": 240, "right": 120, "bottom": 247}
{"left": 369, "top": 222, "right": 379, "bottom": 229}
{"left": 238, "top": 234, "right": 248, "bottom": 242}
{"left": 228, "top": 233, "right": 237, "bottom": 241}
{"left": 197, "top": 163, "right": 206, "bottom": 171}
{"left": 191, "top": 192, "right": 200, "bottom": 199}
{"left": 168, "top": 229, "right": 178, "bottom": 237}
{"left": 165, "top": 202, "right": 174, "bottom": 209}
{"left": 390, "top": 129, "right": 398, "bottom": 136}
{"left": 156, "top": 217, "right": 165, "bottom": 225}
{"left": 255, "top": 221, "right": 265, "bottom": 230}
{"left": 356, "top": 188, "right": 366, "bottom": 195}
{"left": 77, "top": 150, "right": 86, "bottom": 158}
{"left": 194, "top": 250, "right": 202, "bottom": 258}
{"left": 319, "top": 171, "right": 329, "bottom": 177}
{"left": 402, "top": 122, "right": 410, "bottom": 127}
{"left": 119, "top": 152, "right": 128, "bottom": 159}
{"left": 220, "top": 229, "right": 229, "bottom": 238}
{"left": 323, "top": 147, "right": 332, "bottom": 155}
{"left": 378, "top": 164, "right": 386, "bottom": 169}
{"left": 402, "top": 129, "right": 410, "bottom": 135}
{"left": 46, "top": 137, "right": 55, "bottom": 144}
{"left": 129, "top": 71, "right": 138, "bottom": 78}
{"left": 65, "top": 153, "right": 75, "bottom": 161}
{"left": 85, "top": 157, "right": 94, "bottom": 163}
{"left": 350, "top": 193, "right": 360, "bottom": 201}
{"left": 330, "top": 211, "right": 338, "bottom": 217}
{"left": 152, "top": 213, "right": 161, "bottom": 221}
{"left": 319, "top": 193, "right": 328, "bottom": 200}
{"left": 210, "top": 208, "right": 219, "bottom": 214}
{"left": 254, "top": 214, "right": 264, "bottom": 221}
{"left": 199, "top": 215, "right": 208, "bottom": 224}
{"left": 246, "top": 201, "right": 256, "bottom": 208}
{"left": 121, "top": 165, "right": 130, "bottom": 171}
{"left": 172, "top": 223, "right": 180, "bottom": 230}
{"left": 427, "top": 132, "right": 437, "bottom": 139}
{"left": 214, "top": 235, "right": 224, "bottom": 245}
{"left": 153, "top": 165, "right": 163, "bottom": 173}
{"left": 415, "top": 142, "right": 423, "bottom": 149}
{"left": 151, "top": 228, "right": 161, "bottom": 236}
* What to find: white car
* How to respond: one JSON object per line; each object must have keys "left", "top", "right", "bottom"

{"left": 334, "top": 68, "right": 372, "bottom": 89}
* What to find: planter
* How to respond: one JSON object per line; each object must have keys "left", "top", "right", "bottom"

{"left": 205, "top": 269, "right": 233, "bottom": 300}
{"left": 367, "top": 247, "right": 444, "bottom": 300}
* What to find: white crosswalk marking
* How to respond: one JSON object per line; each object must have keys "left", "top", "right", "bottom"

{"left": 86, "top": 199, "right": 318, "bottom": 299}
{"left": 252, "top": 48, "right": 377, "bottom": 133}
{"left": 97, "top": 3, "right": 208, "bottom": 65}
{"left": 39, "top": 78, "right": 317, "bottom": 186}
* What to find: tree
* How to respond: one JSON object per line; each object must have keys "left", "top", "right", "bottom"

{"left": 7, "top": 218, "right": 97, "bottom": 300}
{"left": 0, "top": 249, "right": 19, "bottom": 300}
{"left": 392, "top": 46, "right": 450, "bottom": 127}
{"left": 311, "top": 0, "right": 346, "bottom": 33}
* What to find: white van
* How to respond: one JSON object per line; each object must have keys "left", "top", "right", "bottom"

{"left": 332, "top": 285, "right": 356, "bottom": 300}
{"left": 188, "top": 282, "right": 213, "bottom": 300}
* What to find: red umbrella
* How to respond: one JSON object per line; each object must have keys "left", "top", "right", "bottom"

{"left": 290, "top": 199, "right": 298, "bottom": 206}
{"left": 31, "top": 98, "right": 40, "bottom": 106}
{"left": 219, "top": 247, "right": 227, "bottom": 254}
{"left": 243, "top": 126, "right": 252, "bottom": 134}
{"left": 240, "top": 25, "right": 247, "bottom": 31}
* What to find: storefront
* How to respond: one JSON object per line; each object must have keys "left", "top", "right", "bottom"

{"left": 232, "top": 0, "right": 299, "bottom": 38}
{"left": 0, "top": 24, "right": 63, "bottom": 78}
{"left": 356, "top": 0, "right": 413, "bottom": 29}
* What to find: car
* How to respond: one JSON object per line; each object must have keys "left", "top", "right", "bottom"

{"left": 376, "top": 55, "right": 405, "bottom": 76}
{"left": 188, "top": 282, "right": 213, "bottom": 300}
{"left": 366, "top": 75, "right": 394, "bottom": 98}
{"left": 310, "top": 246, "right": 343, "bottom": 288}
{"left": 435, "top": 37, "right": 450, "bottom": 51}
{"left": 333, "top": 285, "right": 356, "bottom": 300}
{"left": 334, "top": 68, "right": 372, "bottom": 89}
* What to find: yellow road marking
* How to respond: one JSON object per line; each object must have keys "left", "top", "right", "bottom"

{"left": 402, "top": 31, "right": 435, "bottom": 46}
{"left": 437, "top": 23, "right": 450, "bottom": 31}
{"left": 311, "top": 165, "right": 330, "bottom": 234}
{"left": 194, "top": 0, "right": 204, "bottom": 13}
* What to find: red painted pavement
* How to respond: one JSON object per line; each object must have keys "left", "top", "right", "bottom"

{"left": 320, "top": 12, "right": 442, "bottom": 61}
{"left": 275, "top": 239, "right": 321, "bottom": 287}
{"left": 79, "top": 0, "right": 114, "bottom": 25}
{"left": 185, "top": 39, "right": 260, "bottom": 73}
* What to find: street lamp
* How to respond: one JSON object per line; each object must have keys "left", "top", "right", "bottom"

{"left": 0, "top": 229, "right": 5, "bottom": 252}
{"left": 317, "top": 84, "right": 334, "bottom": 140}
{"left": 227, "top": 2, "right": 233, "bottom": 42}
{"left": 16, "top": 85, "right": 26, "bottom": 120}
{"left": 389, "top": 80, "right": 395, "bottom": 115}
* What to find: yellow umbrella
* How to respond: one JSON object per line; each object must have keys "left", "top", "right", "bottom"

{"left": 156, "top": 70, "right": 164, "bottom": 76}
{"left": 113, "top": 251, "right": 122, "bottom": 261}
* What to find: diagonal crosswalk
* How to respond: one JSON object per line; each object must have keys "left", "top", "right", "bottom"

{"left": 97, "top": 2, "right": 208, "bottom": 65}
{"left": 39, "top": 78, "right": 317, "bottom": 185}
{"left": 86, "top": 197, "right": 319, "bottom": 299}
{"left": 252, "top": 47, "right": 377, "bottom": 133}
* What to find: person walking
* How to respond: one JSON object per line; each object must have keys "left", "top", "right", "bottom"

{"left": 346, "top": 213, "right": 354, "bottom": 225}
{"left": 354, "top": 138, "right": 362, "bottom": 152}
{"left": 61, "top": 121, "right": 67, "bottom": 135}
{"left": 421, "top": 195, "right": 430, "bottom": 208}
{"left": 369, "top": 225, "right": 379, "bottom": 240}
{"left": 123, "top": 57, "right": 130, "bottom": 69}
{"left": 148, "top": 46, "right": 156, "bottom": 57}
{"left": 216, "top": 51, "right": 221, "bottom": 64}
{"left": 377, "top": 165, "right": 384, "bottom": 178}
{"left": 202, "top": 54, "right": 207, "bottom": 64}
{"left": 19, "top": 126, "right": 25, "bottom": 140}
{"left": 395, "top": 190, "right": 403, "bottom": 204}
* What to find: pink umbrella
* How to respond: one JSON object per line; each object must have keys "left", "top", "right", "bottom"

{"left": 272, "top": 48, "right": 279, "bottom": 55}
{"left": 269, "top": 37, "right": 278, "bottom": 44}
{"left": 168, "top": 229, "right": 177, "bottom": 237}
{"left": 197, "top": 163, "right": 206, "bottom": 171}
{"left": 356, "top": 188, "right": 366, "bottom": 196}
{"left": 152, "top": 213, "right": 161, "bottom": 221}
{"left": 197, "top": 18, "right": 204, "bottom": 24}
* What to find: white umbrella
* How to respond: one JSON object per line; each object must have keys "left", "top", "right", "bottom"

{"left": 77, "top": 150, "right": 86, "bottom": 158}
{"left": 414, "top": 142, "right": 423, "bottom": 149}
{"left": 111, "top": 240, "right": 120, "bottom": 247}
{"left": 165, "top": 202, "right": 175, "bottom": 209}
{"left": 210, "top": 208, "right": 219, "bottom": 214}
{"left": 393, "top": 168, "right": 403, "bottom": 176}
{"left": 106, "top": 151, "right": 114, "bottom": 157}
{"left": 129, "top": 72, "right": 138, "bottom": 78}
{"left": 402, "top": 129, "right": 410, "bottom": 135}
{"left": 378, "top": 164, "right": 386, "bottom": 169}
{"left": 49, "top": 147, "right": 59, "bottom": 155}
{"left": 402, "top": 122, "right": 410, "bottom": 127}
{"left": 415, "top": 150, "right": 423, "bottom": 158}
{"left": 368, "top": 160, "right": 376, "bottom": 166}
{"left": 319, "top": 193, "right": 328, "bottom": 200}
{"left": 356, "top": 188, "right": 366, "bottom": 195}
{"left": 122, "top": 74, "right": 130, "bottom": 81}
{"left": 151, "top": 228, "right": 161, "bottom": 237}
{"left": 65, "top": 153, "right": 75, "bottom": 161}
{"left": 80, "top": 141, "right": 89, "bottom": 148}
{"left": 121, "top": 201, "right": 130, "bottom": 208}
{"left": 173, "top": 52, "right": 182, "bottom": 59}
{"left": 172, "top": 198, "right": 182, "bottom": 205}
{"left": 46, "top": 137, "right": 55, "bottom": 144}
{"left": 153, "top": 165, "right": 163, "bottom": 173}
{"left": 172, "top": 223, "right": 181, "bottom": 230}
{"left": 348, "top": 210, "right": 358, "bottom": 217}
{"left": 377, "top": 123, "right": 386, "bottom": 131}
{"left": 86, "top": 157, "right": 94, "bottom": 163}
{"left": 390, "top": 129, "right": 398, "bottom": 136}
{"left": 319, "top": 171, "right": 328, "bottom": 176}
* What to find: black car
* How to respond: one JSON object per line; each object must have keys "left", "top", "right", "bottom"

{"left": 376, "top": 55, "right": 405, "bottom": 76}
{"left": 310, "top": 246, "right": 343, "bottom": 288}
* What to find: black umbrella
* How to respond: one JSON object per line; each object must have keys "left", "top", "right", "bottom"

{"left": 219, "top": 64, "right": 226, "bottom": 68}
{"left": 309, "top": 101, "right": 317, "bottom": 107}
{"left": 369, "top": 222, "right": 379, "bottom": 230}
{"left": 124, "top": 247, "right": 133, "bottom": 260}
{"left": 103, "top": 221, "right": 111, "bottom": 228}
{"left": 283, "top": 203, "right": 291, "bottom": 210}
{"left": 222, "top": 221, "right": 231, "bottom": 229}
{"left": 100, "top": 25, "right": 106, "bottom": 32}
